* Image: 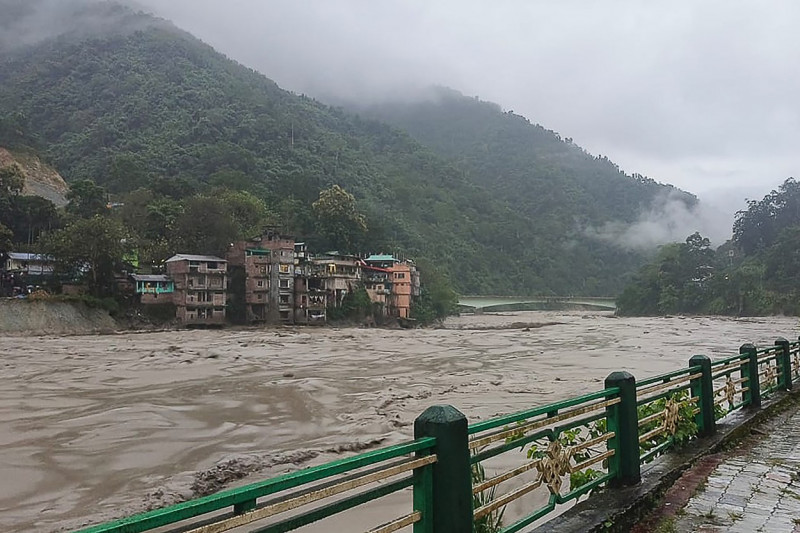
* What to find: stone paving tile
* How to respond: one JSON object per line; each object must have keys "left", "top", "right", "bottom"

{"left": 673, "top": 407, "right": 800, "bottom": 532}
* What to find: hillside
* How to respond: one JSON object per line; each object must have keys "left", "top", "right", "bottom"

{"left": 0, "top": 147, "right": 69, "bottom": 206}
{"left": 360, "top": 87, "right": 693, "bottom": 225}
{"left": 618, "top": 178, "right": 800, "bottom": 316}
{"left": 0, "top": 1, "right": 690, "bottom": 295}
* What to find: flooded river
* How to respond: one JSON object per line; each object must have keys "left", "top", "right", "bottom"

{"left": 1, "top": 311, "right": 796, "bottom": 532}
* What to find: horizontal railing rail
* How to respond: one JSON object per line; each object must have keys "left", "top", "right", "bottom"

{"left": 467, "top": 387, "right": 621, "bottom": 533}
{"left": 636, "top": 365, "right": 702, "bottom": 464}
{"left": 77, "top": 438, "right": 437, "bottom": 533}
{"left": 76, "top": 335, "right": 800, "bottom": 533}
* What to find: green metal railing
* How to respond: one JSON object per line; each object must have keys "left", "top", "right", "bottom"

{"left": 467, "top": 387, "right": 622, "bottom": 533}
{"left": 77, "top": 438, "right": 437, "bottom": 533}
{"left": 76, "top": 337, "right": 800, "bottom": 533}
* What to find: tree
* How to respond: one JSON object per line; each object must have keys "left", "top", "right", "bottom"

{"left": 617, "top": 233, "right": 716, "bottom": 316}
{"left": 733, "top": 178, "right": 800, "bottom": 255}
{"left": 0, "top": 222, "right": 12, "bottom": 253}
{"left": 219, "top": 190, "right": 272, "bottom": 239}
{"left": 171, "top": 195, "right": 238, "bottom": 256}
{"left": 66, "top": 179, "right": 107, "bottom": 218}
{"left": 0, "top": 163, "right": 24, "bottom": 197}
{"left": 43, "top": 216, "right": 131, "bottom": 296}
{"left": 411, "top": 259, "right": 459, "bottom": 323}
{"left": 6, "top": 196, "right": 59, "bottom": 245}
{"left": 312, "top": 185, "right": 367, "bottom": 252}
{"left": 0, "top": 163, "right": 24, "bottom": 216}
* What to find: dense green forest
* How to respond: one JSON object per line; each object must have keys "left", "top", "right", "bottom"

{"left": 0, "top": 2, "right": 692, "bottom": 296}
{"left": 357, "top": 88, "right": 698, "bottom": 293}
{"left": 617, "top": 178, "right": 800, "bottom": 316}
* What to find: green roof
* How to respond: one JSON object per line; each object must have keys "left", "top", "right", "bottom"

{"left": 366, "top": 254, "right": 396, "bottom": 262}
{"left": 245, "top": 249, "right": 272, "bottom": 256}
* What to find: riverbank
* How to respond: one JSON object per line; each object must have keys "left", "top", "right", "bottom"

{"left": 0, "top": 298, "right": 117, "bottom": 335}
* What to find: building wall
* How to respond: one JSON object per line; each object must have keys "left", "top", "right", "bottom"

{"left": 167, "top": 259, "right": 227, "bottom": 326}
{"left": 389, "top": 264, "right": 413, "bottom": 319}
{"left": 228, "top": 232, "right": 296, "bottom": 325}
{"left": 140, "top": 292, "right": 173, "bottom": 305}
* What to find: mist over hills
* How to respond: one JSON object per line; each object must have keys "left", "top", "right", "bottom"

{"left": 0, "top": 0, "right": 716, "bottom": 295}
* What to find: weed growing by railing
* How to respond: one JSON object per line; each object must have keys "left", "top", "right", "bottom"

{"left": 638, "top": 390, "right": 698, "bottom": 463}
{"left": 472, "top": 460, "right": 505, "bottom": 533}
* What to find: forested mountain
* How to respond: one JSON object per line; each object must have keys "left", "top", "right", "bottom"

{"left": 617, "top": 179, "right": 800, "bottom": 316}
{"left": 0, "top": 1, "right": 692, "bottom": 295}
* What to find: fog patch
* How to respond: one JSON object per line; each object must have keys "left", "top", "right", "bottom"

{"left": 0, "top": 0, "right": 165, "bottom": 52}
{"left": 584, "top": 191, "right": 731, "bottom": 250}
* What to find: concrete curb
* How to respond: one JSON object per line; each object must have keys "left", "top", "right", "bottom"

{"left": 534, "top": 388, "right": 800, "bottom": 532}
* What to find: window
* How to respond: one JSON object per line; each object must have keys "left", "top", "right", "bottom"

{"left": 257, "top": 293, "right": 263, "bottom": 300}
{"left": 279, "top": 264, "right": 290, "bottom": 274}
{"left": 257, "top": 280, "right": 263, "bottom": 287}
{"left": 206, "top": 262, "right": 218, "bottom": 270}
{"left": 280, "top": 294, "right": 290, "bottom": 305}
{"left": 279, "top": 279, "right": 290, "bottom": 289}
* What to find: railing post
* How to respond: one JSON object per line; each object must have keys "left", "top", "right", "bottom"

{"left": 689, "top": 354, "right": 715, "bottom": 436}
{"left": 740, "top": 343, "right": 760, "bottom": 408}
{"left": 776, "top": 337, "right": 792, "bottom": 391}
{"left": 414, "top": 405, "right": 472, "bottom": 533}
{"left": 605, "top": 371, "right": 640, "bottom": 487}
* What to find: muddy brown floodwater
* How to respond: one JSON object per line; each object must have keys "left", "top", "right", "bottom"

{"left": 0, "top": 311, "right": 796, "bottom": 532}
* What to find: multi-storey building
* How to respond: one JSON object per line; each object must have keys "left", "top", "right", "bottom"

{"left": 227, "top": 232, "right": 295, "bottom": 324}
{"left": 363, "top": 254, "right": 420, "bottom": 319}
{"left": 293, "top": 243, "right": 327, "bottom": 325}
{"left": 311, "top": 253, "right": 362, "bottom": 308}
{"left": 165, "top": 254, "right": 227, "bottom": 326}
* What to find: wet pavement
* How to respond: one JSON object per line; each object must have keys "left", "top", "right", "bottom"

{"left": 674, "top": 402, "right": 800, "bottom": 532}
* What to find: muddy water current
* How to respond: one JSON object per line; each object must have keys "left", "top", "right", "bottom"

{"left": 1, "top": 311, "right": 796, "bottom": 532}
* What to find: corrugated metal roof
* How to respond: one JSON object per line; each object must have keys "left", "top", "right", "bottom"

{"left": 130, "top": 274, "right": 171, "bottom": 282}
{"left": 165, "top": 254, "right": 227, "bottom": 263}
{"left": 7, "top": 252, "right": 52, "bottom": 261}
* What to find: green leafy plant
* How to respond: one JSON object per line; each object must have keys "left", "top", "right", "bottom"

{"left": 472, "top": 459, "right": 505, "bottom": 533}
{"left": 638, "top": 390, "right": 698, "bottom": 462}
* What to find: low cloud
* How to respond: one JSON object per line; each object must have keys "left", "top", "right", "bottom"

{"left": 0, "top": 0, "right": 162, "bottom": 52}
{"left": 584, "top": 191, "right": 732, "bottom": 250}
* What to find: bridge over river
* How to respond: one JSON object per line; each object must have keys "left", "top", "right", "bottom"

{"left": 457, "top": 295, "right": 617, "bottom": 312}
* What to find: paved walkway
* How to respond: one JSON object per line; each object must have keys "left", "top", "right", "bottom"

{"left": 673, "top": 404, "right": 800, "bottom": 532}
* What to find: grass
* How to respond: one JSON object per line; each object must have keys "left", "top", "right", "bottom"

{"left": 652, "top": 516, "right": 677, "bottom": 533}
{"left": 701, "top": 508, "right": 716, "bottom": 520}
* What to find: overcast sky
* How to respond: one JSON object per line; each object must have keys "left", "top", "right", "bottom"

{"left": 137, "top": 0, "right": 798, "bottom": 211}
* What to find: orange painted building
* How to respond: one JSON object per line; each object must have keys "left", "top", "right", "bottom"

{"left": 388, "top": 262, "right": 412, "bottom": 318}
{"left": 363, "top": 255, "right": 419, "bottom": 319}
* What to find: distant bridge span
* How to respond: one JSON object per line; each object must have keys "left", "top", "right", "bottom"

{"left": 457, "top": 295, "right": 617, "bottom": 312}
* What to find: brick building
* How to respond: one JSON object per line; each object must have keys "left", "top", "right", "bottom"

{"left": 165, "top": 254, "right": 227, "bottom": 326}
{"left": 227, "top": 232, "right": 295, "bottom": 324}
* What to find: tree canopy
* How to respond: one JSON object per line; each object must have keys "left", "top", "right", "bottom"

{"left": 618, "top": 178, "right": 800, "bottom": 316}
